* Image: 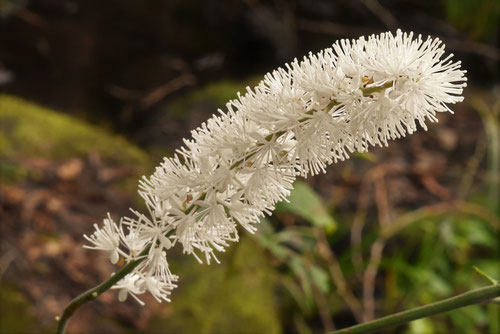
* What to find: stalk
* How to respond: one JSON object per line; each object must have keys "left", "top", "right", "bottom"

{"left": 328, "top": 284, "right": 500, "bottom": 334}
{"left": 56, "top": 247, "right": 150, "bottom": 334}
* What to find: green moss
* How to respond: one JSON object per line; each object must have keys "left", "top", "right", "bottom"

{"left": 0, "top": 95, "right": 147, "bottom": 166}
{"left": 0, "top": 161, "right": 28, "bottom": 183}
{"left": 0, "top": 95, "right": 150, "bottom": 190}
{"left": 443, "top": 0, "right": 500, "bottom": 40}
{"left": 0, "top": 282, "right": 40, "bottom": 333}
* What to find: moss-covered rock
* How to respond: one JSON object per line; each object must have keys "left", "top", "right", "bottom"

{"left": 0, "top": 95, "right": 147, "bottom": 165}
{"left": 0, "top": 95, "right": 154, "bottom": 331}
{"left": 0, "top": 95, "right": 149, "bottom": 186}
{"left": 0, "top": 282, "right": 39, "bottom": 334}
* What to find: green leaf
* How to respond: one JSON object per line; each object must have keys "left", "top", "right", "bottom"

{"left": 353, "top": 151, "right": 378, "bottom": 162}
{"left": 310, "top": 266, "right": 330, "bottom": 294}
{"left": 407, "top": 318, "right": 435, "bottom": 334}
{"left": 280, "top": 276, "right": 312, "bottom": 314}
{"left": 290, "top": 257, "right": 313, "bottom": 301}
{"left": 276, "top": 181, "right": 337, "bottom": 231}
{"left": 473, "top": 266, "right": 499, "bottom": 285}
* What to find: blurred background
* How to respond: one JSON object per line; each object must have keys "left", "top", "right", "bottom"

{"left": 0, "top": 0, "right": 499, "bottom": 333}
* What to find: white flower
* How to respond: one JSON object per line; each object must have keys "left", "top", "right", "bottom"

{"left": 83, "top": 214, "right": 123, "bottom": 264}
{"left": 118, "top": 225, "right": 149, "bottom": 259}
{"left": 122, "top": 209, "right": 174, "bottom": 254}
{"left": 84, "top": 30, "right": 466, "bottom": 305}
{"left": 138, "top": 247, "right": 178, "bottom": 288}
{"left": 111, "top": 274, "right": 146, "bottom": 305}
{"left": 138, "top": 275, "right": 176, "bottom": 303}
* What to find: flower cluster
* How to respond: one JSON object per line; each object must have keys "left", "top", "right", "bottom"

{"left": 83, "top": 30, "right": 466, "bottom": 304}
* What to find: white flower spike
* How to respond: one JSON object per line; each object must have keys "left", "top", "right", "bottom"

{"left": 84, "top": 30, "right": 466, "bottom": 305}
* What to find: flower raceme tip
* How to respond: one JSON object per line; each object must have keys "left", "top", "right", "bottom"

{"left": 83, "top": 30, "right": 466, "bottom": 305}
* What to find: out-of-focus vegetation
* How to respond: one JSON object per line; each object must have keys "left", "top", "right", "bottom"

{"left": 443, "top": 0, "right": 500, "bottom": 40}
{"left": 1, "top": 0, "right": 498, "bottom": 333}
{"left": 152, "top": 237, "right": 281, "bottom": 334}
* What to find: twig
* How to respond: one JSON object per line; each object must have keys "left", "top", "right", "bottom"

{"left": 296, "top": 18, "right": 374, "bottom": 38}
{"left": 107, "top": 58, "right": 196, "bottom": 110}
{"left": 480, "top": 103, "right": 500, "bottom": 213}
{"left": 297, "top": 18, "right": 500, "bottom": 61}
{"left": 315, "top": 228, "right": 363, "bottom": 322}
{"left": 361, "top": 239, "right": 385, "bottom": 322}
{"left": 458, "top": 134, "right": 487, "bottom": 199}
{"left": 0, "top": 249, "right": 17, "bottom": 279}
{"left": 444, "top": 39, "right": 500, "bottom": 62}
{"left": 419, "top": 175, "right": 451, "bottom": 200}
{"left": 14, "top": 9, "right": 47, "bottom": 27}
{"left": 362, "top": 0, "right": 398, "bottom": 29}
{"left": 351, "top": 164, "right": 402, "bottom": 277}
{"left": 373, "top": 173, "right": 391, "bottom": 228}
{"left": 328, "top": 284, "right": 500, "bottom": 334}
{"left": 362, "top": 164, "right": 396, "bottom": 321}
{"left": 312, "top": 283, "right": 336, "bottom": 331}
{"left": 350, "top": 174, "right": 372, "bottom": 276}
{"left": 140, "top": 73, "right": 196, "bottom": 109}
{"left": 380, "top": 201, "right": 499, "bottom": 240}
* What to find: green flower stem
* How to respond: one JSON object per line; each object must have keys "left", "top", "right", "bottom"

{"left": 56, "top": 247, "right": 150, "bottom": 334}
{"left": 328, "top": 284, "right": 500, "bottom": 334}
{"left": 360, "top": 81, "right": 393, "bottom": 95}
